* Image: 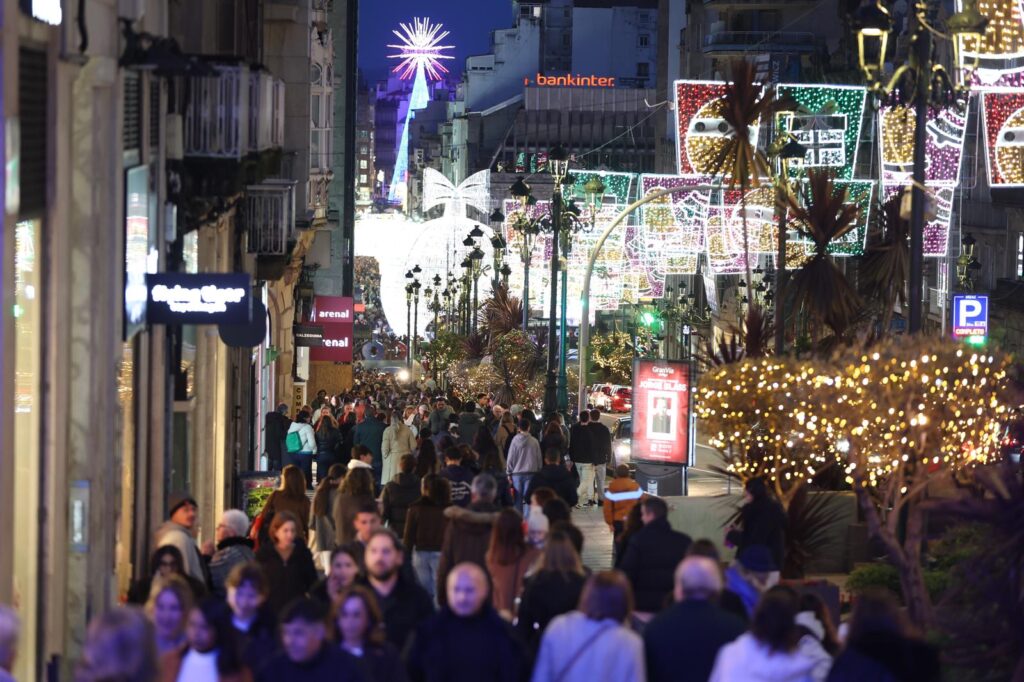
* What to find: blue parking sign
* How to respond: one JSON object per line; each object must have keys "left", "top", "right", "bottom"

{"left": 952, "top": 295, "right": 988, "bottom": 337}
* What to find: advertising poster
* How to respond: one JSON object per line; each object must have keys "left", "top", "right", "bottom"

{"left": 631, "top": 359, "right": 692, "bottom": 466}
{"left": 309, "top": 296, "right": 354, "bottom": 362}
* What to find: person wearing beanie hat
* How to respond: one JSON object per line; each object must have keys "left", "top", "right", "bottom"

{"left": 154, "top": 491, "right": 210, "bottom": 589}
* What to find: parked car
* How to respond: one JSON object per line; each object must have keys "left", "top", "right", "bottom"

{"left": 588, "top": 383, "right": 613, "bottom": 411}
{"left": 609, "top": 417, "right": 633, "bottom": 474}
{"left": 609, "top": 386, "right": 632, "bottom": 413}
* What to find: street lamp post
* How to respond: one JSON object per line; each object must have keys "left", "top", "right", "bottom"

{"left": 509, "top": 177, "right": 538, "bottom": 333}
{"left": 404, "top": 281, "right": 414, "bottom": 368}
{"left": 853, "top": 0, "right": 987, "bottom": 334}
{"left": 542, "top": 146, "right": 571, "bottom": 418}
{"left": 470, "top": 245, "right": 485, "bottom": 332}
{"left": 412, "top": 278, "right": 421, "bottom": 365}
{"left": 768, "top": 134, "right": 808, "bottom": 353}
{"left": 461, "top": 255, "right": 473, "bottom": 336}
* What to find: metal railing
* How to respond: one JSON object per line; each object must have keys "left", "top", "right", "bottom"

{"left": 244, "top": 180, "right": 298, "bottom": 255}
{"left": 703, "top": 31, "right": 819, "bottom": 52}
{"left": 185, "top": 64, "right": 284, "bottom": 159}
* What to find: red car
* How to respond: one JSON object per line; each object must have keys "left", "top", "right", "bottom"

{"left": 609, "top": 387, "right": 632, "bottom": 413}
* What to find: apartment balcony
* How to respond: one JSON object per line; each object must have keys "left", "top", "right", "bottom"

{"left": 244, "top": 179, "right": 298, "bottom": 280}
{"left": 185, "top": 63, "right": 284, "bottom": 159}
{"left": 702, "top": 30, "right": 821, "bottom": 56}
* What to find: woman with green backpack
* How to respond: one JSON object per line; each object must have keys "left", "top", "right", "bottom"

{"left": 285, "top": 409, "right": 317, "bottom": 488}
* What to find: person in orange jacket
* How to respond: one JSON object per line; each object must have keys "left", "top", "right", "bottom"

{"left": 603, "top": 464, "right": 645, "bottom": 537}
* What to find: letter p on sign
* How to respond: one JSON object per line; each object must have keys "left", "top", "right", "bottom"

{"left": 952, "top": 295, "right": 988, "bottom": 337}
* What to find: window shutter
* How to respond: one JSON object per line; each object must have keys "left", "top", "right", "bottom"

{"left": 18, "top": 48, "right": 47, "bottom": 215}
{"left": 124, "top": 71, "right": 142, "bottom": 154}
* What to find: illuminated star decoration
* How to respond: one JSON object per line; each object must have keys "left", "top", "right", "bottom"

{"left": 386, "top": 18, "right": 455, "bottom": 81}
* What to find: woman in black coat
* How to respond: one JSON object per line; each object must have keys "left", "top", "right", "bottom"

{"left": 255, "top": 510, "right": 318, "bottom": 616}
{"left": 515, "top": 530, "right": 587, "bottom": 652}
{"left": 726, "top": 476, "right": 788, "bottom": 572}
{"left": 314, "top": 408, "right": 343, "bottom": 476}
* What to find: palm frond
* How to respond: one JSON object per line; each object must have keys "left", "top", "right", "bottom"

{"left": 709, "top": 60, "right": 775, "bottom": 188}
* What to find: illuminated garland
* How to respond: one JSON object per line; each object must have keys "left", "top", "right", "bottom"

{"left": 776, "top": 84, "right": 868, "bottom": 180}
{"left": 957, "top": 0, "right": 1024, "bottom": 87}
{"left": 788, "top": 179, "right": 874, "bottom": 257}
{"left": 675, "top": 80, "right": 762, "bottom": 178}
{"left": 982, "top": 89, "right": 1024, "bottom": 186}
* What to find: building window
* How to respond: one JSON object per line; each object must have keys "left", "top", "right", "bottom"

{"left": 359, "top": 159, "right": 367, "bottom": 169}
{"left": 1017, "top": 232, "right": 1024, "bottom": 278}
{"left": 310, "top": 62, "right": 332, "bottom": 171}
{"left": 637, "top": 62, "right": 650, "bottom": 78}
{"left": 638, "top": 34, "right": 650, "bottom": 48}
{"left": 359, "top": 173, "right": 368, "bottom": 184}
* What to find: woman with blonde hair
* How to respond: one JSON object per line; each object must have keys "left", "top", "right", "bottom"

{"left": 515, "top": 528, "right": 587, "bottom": 651}
{"left": 254, "top": 465, "right": 311, "bottom": 545}
{"left": 145, "top": 575, "right": 194, "bottom": 656}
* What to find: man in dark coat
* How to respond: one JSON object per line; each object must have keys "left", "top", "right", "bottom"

{"left": 619, "top": 496, "right": 692, "bottom": 614}
{"left": 644, "top": 556, "right": 747, "bottom": 682}
{"left": 436, "top": 474, "right": 500, "bottom": 606}
{"left": 524, "top": 448, "right": 579, "bottom": 507}
{"left": 358, "top": 529, "right": 434, "bottom": 651}
{"left": 404, "top": 563, "right": 530, "bottom": 682}
{"left": 256, "top": 598, "right": 366, "bottom": 682}
{"left": 569, "top": 411, "right": 597, "bottom": 505}
{"left": 457, "top": 402, "right": 483, "bottom": 446}
{"left": 264, "top": 403, "right": 291, "bottom": 471}
{"left": 353, "top": 406, "right": 387, "bottom": 486}
{"left": 587, "top": 408, "right": 613, "bottom": 504}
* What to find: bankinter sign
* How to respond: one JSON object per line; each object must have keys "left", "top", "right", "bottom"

{"left": 526, "top": 73, "right": 617, "bottom": 87}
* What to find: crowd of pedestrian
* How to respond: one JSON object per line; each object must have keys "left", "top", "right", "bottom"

{"left": 0, "top": 370, "right": 940, "bottom": 681}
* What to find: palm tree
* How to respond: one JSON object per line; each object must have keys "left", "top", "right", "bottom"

{"left": 860, "top": 193, "right": 909, "bottom": 336}
{"left": 710, "top": 60, "right": 775, "bottom": 299}
{"left": 782, "top": 169, "right": 863, "bottom": 341}
{"left": 701, "top": 302, "right": 774, "bottom": 367}
{"left": 481, "top": 282, "right": 523, "bottom": 351}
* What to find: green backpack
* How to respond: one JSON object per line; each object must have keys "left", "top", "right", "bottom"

{"left": 285, "top": 430, "right": 303, "bottom": 453}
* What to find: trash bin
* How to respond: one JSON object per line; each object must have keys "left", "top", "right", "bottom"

{"left": 634, "top": 462, "right": 684, "bottom": 497}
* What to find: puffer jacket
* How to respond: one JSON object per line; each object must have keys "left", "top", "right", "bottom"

{"left": 436, "top": 502, "right": 500, "bottom": 606}
{"left": 603, "top": 477, "right": 645, "bottom": 527}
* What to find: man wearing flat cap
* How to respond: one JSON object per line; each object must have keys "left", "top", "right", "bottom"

{"left": 155, "top": 491, "right": 211, "bottom": 588}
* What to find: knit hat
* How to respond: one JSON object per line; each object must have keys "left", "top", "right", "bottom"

{"left": 737, "top": 545, "right": 776, "bottom": 573}
{"left": 167, "top": 491, "right": 197, "bottom": 517}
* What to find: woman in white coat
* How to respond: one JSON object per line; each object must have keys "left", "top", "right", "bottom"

{"left": 531, "top": 570, "right": 645, "bottom": 682}
{"left": 381, "top": 410, "right": 416, "bottom": 487}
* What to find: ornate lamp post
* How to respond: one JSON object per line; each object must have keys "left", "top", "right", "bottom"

{"left": 955, "top": 233, "right": 982, "bottom": 290}
{"left": 509, "top": 177, "right": 539, "bottom": 332}
{"left": 768, "top": 134, "right": 808, "bottom": 353}
{"left": 853, "top": 0, "right": 987, "bottom": 333}
{"left": 470, "top": 245, "right": 485, "bottom": 332}
{"left": 404, "top": 279, "right": 414, "bottom": 368}
{"left": 460, "top": 255, "right": 473, "bottom": 336}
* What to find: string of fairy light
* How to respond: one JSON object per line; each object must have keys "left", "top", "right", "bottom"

{"left": 696, "top": 338, "right": 1017, "bottom": 493}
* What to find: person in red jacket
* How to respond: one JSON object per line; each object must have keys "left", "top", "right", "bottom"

{"left": 603, "top": 464, "right": 644, "bottom": 538}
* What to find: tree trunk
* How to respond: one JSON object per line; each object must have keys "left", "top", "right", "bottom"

{"left": 899, "top": 502, "right": 933, "bottom": 629}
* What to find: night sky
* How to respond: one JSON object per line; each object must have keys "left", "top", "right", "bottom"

{"left": 358, "top": 0, "right": 511, "bottom": 82}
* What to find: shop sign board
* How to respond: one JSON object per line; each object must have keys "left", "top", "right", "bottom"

{"left": 145, "top": 272, "right": 252, "bottom": 325}
{"left": 309, "top": 296, "right": 354, "bottom": 362}
{"left": 952, "top": 294, "right": 989, "bottom": 337}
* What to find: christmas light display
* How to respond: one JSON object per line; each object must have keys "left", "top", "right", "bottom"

{"left": 878, "top": 102, "right": 967, "bottom": 257}
{"left": 568, "top": 171, "right": 635, "bottom": 205}
{"left": 982, "top": 89, "right": 1024, "bottom": 186}
{"left": 387, "top": 18, "right": 454, "bottom": 202}
{"left": 776, "top": 84, "right": 868, "bottom": 179}
{"left": 638, "top": 175, "right": 713, "bottom": 275}
{"left": 956, "top": 0, "right": 1024, "bottom": 87}
{"left": 788, "top": 179, "right": 874, "bottom": 258}
{"left": 675, "top": 80, "right": 762, "bottom": 177}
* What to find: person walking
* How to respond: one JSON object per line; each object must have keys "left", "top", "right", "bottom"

{"left": 709, "top": 585, "right": 823, "bottom": 682}
{"left": 129, "top": 546, "right": 207, "bottom": 604}
{"left": 146, "top": 576, "right": 193, "bottom": 656}
{"left": 569, "top": 411, "right": 597, "bottom": 506}
{"left": 539, "top": 420, "right": 567, "bottom": 460}
{"left": 403, "top": 475, "right": 451, "bottom": 603}
{"left": 76, "top": 607, "right": 159, "bottom": 682}
{"left": 313, "top": 407, "right": 342, "bottom": 486}
{"left": 264, "top": 403, "right": 291, "bottom": 471}
{"left": 588, "top": 409, "right": 612, "bottom": 505}
{"left": 524, "top": 448, "right": 579, "bottom": 508}
{"left": 357, "top": 530, "right": 435, "bottom": 651}
{"left": 224, "top": 563, "right": 277, "bottom": 674}
{"left": 254, "top": 465, "right": 311, "bottom": 544}
{"left": 532, "top": 571, "right": 646, "bottom": 682}
{"left": 404, "top": 563, "right": 531, "bottom": 682}
{"left": 155, "top": 492, "right": 211, "bottom": 590}
{"left": 310, "top": 544, "right": 363, "bottom": 607}
{"left": 354, "top": 407, "right": 388, "bottom": 488}
{"left": 644, "top": 556, "right": 748, "bottom": 682}
{"left": 332, "top": 586, "right": 408, "bottom": 682}
{"left": 506, "top": 418, "right": 542, "bottom": 515}
{"left": 476, "top": 429, "right": 514, "bottom": 507}
{"left": 285, "top": 411, "right": 317, "bottom": 489}
{"left": 726, "top": 476, "right": 788, "bottom": 576}
{"left": 724, "top": 545, "right": 779, "bottom": 618}
{"left": 254, "top": 511, "right": 318, "bottom": 617}
{"left": 310, "top": 463, "right": 345, "bottom": 569}
{"left": 427, "top": 398, "right": 453, "bottom": 436}
{"left": 0, "top": 606, "right": 18, "bottom": 682}
{"left": 457, "top": 401, "right": 483, "bottom": 447}
{"left": 381, "top": 454, "right": 421, "bottom": 538}
{"left": 436, "top": 474, "right": 502, "bottom": 607}
{"left": 159, "top": 597, "right": 251, "bottom": 682}
{"left": 332, "top": 467, "right": 377, "bottom": 546}
{"left": 255, "top": 599, "right": 364, "bottom": 681}
{"left": 619, "top": 496, "right": 693, "bottom": 618}
{"left": 438, "top": 447, "right": 475, "bottom": 508}
{"left": 208, "top": 510, "right": 256, "bottom": 599}
{"left": 493, "top": 411, "right": 517, "bottom": 459}
{"left": 382, "top": 410, "right": 416, "bottom": 487}
{"left": 515, "top": 528, "right": 588, "bottom": 652}
{"left": 604, "top": 464, "right": 644, "bottom": 559}
{"left": 485, "top": 508, "right": 540, "bottom": 620}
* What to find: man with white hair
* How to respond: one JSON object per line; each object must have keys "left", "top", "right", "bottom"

{"left": 643, "top": 554, "right": 747, "bottom": 682}
{"left": 208, "top": 509, "right": 256, "bottom": 598}
{"left": 0, "top": 605, "right": 18, "bottom": 682}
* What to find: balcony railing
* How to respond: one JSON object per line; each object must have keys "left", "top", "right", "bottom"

{"left": 185, "top": 64, "right": 285, "bottom": 159}
{"left": 244, "top": 180, "right": 298, "bottom": 255}
{"left": 703, "top": 31, "right": 820, "bottom": 54}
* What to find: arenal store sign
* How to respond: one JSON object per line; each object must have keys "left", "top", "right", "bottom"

{"left": 309, "top": 296, "right": 354, "bottom": 362}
